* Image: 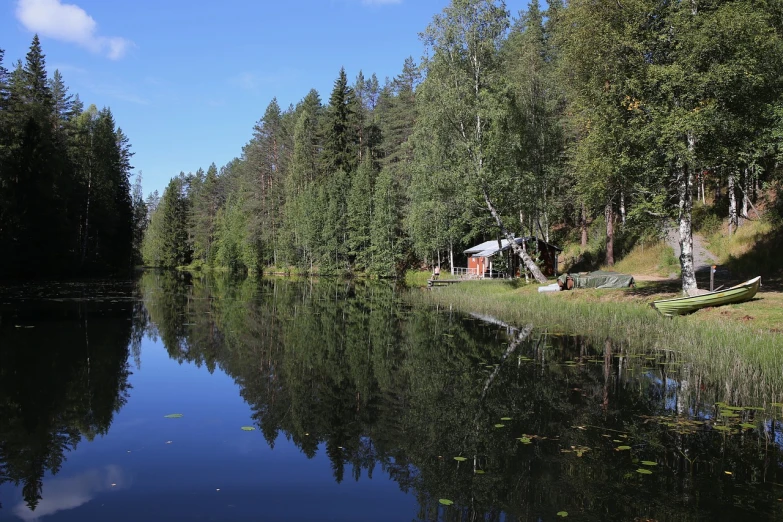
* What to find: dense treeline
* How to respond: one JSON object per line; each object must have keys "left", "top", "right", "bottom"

{"left": 0, "top": 36, "right": 142, "bottom": 278}
{"left": 144, "top": 0, "right": 783, "bottom": 292}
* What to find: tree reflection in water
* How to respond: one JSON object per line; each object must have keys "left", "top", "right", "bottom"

{"left": 140, "top": 272, "right": 783, "bottom": 521}
{"left": 1, "top": 274, "right": 782, "bottom": 521}
{"left": 0, "top": 282, "right": 144, "bottom": 511}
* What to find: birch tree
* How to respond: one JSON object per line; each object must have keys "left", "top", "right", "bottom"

{"left": 420, "top": 0, "right": 548, "bottom": 282}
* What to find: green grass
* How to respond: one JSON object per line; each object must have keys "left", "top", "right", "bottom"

{"left": 411, "top": 281, "right": 783, "bottom": 399}
{"left": 604, "top": 241, "right": 679, "bottom": 278}
{"left": 706, "top": 216, "right": 783, "bottom": 280}
{"left": 405, "top": 269, "right": 435, "bottom": 287}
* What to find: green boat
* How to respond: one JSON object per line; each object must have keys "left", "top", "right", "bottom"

{"left": 651, "top": 276, "right": 761, "bottom": 316}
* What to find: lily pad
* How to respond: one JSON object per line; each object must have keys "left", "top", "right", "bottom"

{"left": 616, "top": 446, "right": 631, "bottom": 451}
{"left": 164, "top": 414, "right": 183, "bottom": 418}
{"left": 517, "top": 437, "right": 532, "bottom": 444}
{"left": 494, "top": 424, "right": 505, "bottom": 428}
{"left": 500, "top": 417, "right": 512, "bottom": 421}
{"left": 739, "top": 423, "right": 756, "bottom": 429}
{"left": 240, "top": 426, "right": 255, "bottom": 431}
{"left": 641, "top": 461, "right": 657, "bottom": 466}
{"left": 438, "top": 499, "right": 454, "bottom": 506}
{"left": 713, "top": 425, "right": 731, "bottom": 432}
{"left": 475, "top": 470, "right": 485, "bottom": 474}
{"left": 636, "top": 468, "right": 653, "bottom": 475}
{"left": 557, "top": 511, "right": 568, "bottom": 517}
{"left": 453, "top": 456, "right": 468, "bottom": 462}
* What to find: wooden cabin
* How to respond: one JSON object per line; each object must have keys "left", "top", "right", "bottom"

{"left": 463, "top": 237, "right": 562, "bottom": 278}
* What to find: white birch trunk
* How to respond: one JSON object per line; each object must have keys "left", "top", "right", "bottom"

{"left": 728, "top": 170, "right": 737, "bottom": 235}
{"left": 449, "top": 240, "right": 454, "bottom": 276}
{"left": 620, "top": 191, "right": 626, "bottom": 226}
{"left": 678, "top": 140, "right": 698, "bottom": 295}
{"left": 741, "top": 168, "right": 749, "bottom": 218}
{"left": 580, "top": 203, "right": 588, "bottom": 249}
{"left": 482, "top": 188, "right": 547, "bottom": 283}
{"left": 605, "top": 200, "right": 615, "bottom": 267}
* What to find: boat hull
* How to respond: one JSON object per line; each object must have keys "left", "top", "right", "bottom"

{"left": 651, "top": 276, "right": 761, "bottom": 317}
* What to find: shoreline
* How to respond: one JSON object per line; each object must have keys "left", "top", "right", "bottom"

{"left": 410, "top": 280, "right": 783, "bottom": 399}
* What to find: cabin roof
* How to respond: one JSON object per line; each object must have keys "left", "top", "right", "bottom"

{"left": 464, "top": 237, "right": 562, "bottom": 257}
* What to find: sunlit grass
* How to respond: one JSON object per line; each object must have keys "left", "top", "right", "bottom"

{"left": 604, "top": 241, "right": 679, "bottom": 277}
{"left": 708, "top": 218, "right": 774, "bottom": 265}
{"left": 410, "top": 281, "right": 783, "bottom": 398}
{"left": 405, "top": 269, "right": 435, "bottom": 287}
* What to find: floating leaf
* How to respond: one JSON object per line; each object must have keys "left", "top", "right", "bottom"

{"left": 475, "top": 470, "right": 485, "bottom": 474}
{"left": 636, "top": 468, "right": 653, "bottom": 475}
{"left": 713, "top": 425, "right": 731, "bottom": 432}
{"left": 494, "top": 424, "right": 505, "bottom": 428}
{"left": 453, "top": 456, "right": 467, "bottom": 462}
{"left": 613, "top": 439, "right": 622, "bottom": 443}
{"left": 641, "top": 461, "right": 657, "bottom": 466}
{"left": 500, "top": 417, "right": 512, "bottom": 421}
{"left": 517, "top": 437, "right": 532, "bottom": 444}
{"left": 772, "top": 402, "right": 783, "bottom": 407}
{"left": 616, "top": 446, "right": 631, "bottom": 451}
{"left": 439, "top": 499, "right": 454, "bottom": 506}
{"left": 724, "top": 471, "right": 733, "bottom": 475}
{"left": 574, "top": 446, "right": 590, "bottom": 457}
{"left": 164, "top": 414, "right": 183, "bottom": 418}
{"left": 240, "top": 426, "right": 255, "bottom": 431}
{"left": 740, "top": 423, "right": 756, "bottom": 429}
{"left": 557, "top": 511, "right": 568, "bottom": 517}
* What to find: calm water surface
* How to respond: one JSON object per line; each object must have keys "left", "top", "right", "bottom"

{"left": 1, "top": 273, "right": 782, "bottom": 521}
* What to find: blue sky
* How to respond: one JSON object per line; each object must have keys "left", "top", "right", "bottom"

{"left": 2, "top": 0, "right": 529, "bottom": 196}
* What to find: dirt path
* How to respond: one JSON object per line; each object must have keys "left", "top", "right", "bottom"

{"left": 665, "top": 228, "right": 717, "bottom": 272}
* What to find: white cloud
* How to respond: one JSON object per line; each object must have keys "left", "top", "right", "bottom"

{"left": 16, "top": 0, "right": 134, "bottom": 59}
{"left": 13, "top": 466, "right": 127, "bottom": 521}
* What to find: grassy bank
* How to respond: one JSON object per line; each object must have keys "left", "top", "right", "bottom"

{"left": 411, "top": 280, "right": 783, "bottom": 399}
{"left": 607, "top": 241, "right": 679, "bottom": 278}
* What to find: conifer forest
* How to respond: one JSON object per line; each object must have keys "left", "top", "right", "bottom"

{"left": 0, "top": 36, "right": 141, "bottom": 278}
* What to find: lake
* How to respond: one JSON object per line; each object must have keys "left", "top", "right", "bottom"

{"left": 1, "top": 272, "right": 782, "bottom": 521}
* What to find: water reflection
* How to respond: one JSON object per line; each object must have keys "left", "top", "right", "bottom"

{"left": 138, "top": 272, "right": 783, "bottom": 521}
{"left": 12, "top": 466, "right": 126, "bottom": 521}
{"left": 0, "top": 283, "right": 143, "bottom": 512}
{"left": 1, "top": 273, "right": 782, "bottom": 521}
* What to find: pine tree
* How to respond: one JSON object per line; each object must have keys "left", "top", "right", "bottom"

{"left": 281, "top": 91, "right": 322, "bottom": 266}
{"left": 320, "top": 169, "right": 349, "bottom": 271}
{"left": 346, "top": 157, "right": 374, "bottom": 270}
{"left": 190, "top": 163, "right": 220, "bottom": 265}
{"left": 22, "top": 35, "right": 52, "bottom": 110}
{"left": 131, "top": 171, "right": 147, "bottom": 264}
{"left": 160, "top": 175, "right": 192, "bottom": 267}
{"left": 245, "top": 99, "right": 287, "bottom": 266}
{"left": 322, "top": 68, "right": 357, "bottom": 174}
{"left": 49, "top": 70, "right": 73, "bottom": 130}
{"left": 370, "top": 166, "right": 403, "bottom": 277}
